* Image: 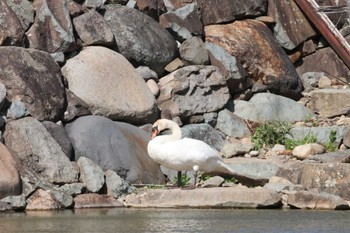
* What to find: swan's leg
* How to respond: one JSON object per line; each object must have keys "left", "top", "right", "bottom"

{"left": 193, "top": 165, "right": 199, "bottom": 188}
{"left": 177, "top": 171, "right": 182, "bottom": 187}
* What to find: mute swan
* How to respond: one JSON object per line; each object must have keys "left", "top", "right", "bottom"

{"left": 147, "top": 119, "right": 235, "bottom": 187}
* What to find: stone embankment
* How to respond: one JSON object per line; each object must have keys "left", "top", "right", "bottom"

{"left": 1, "top": 0, "right": 350, "bottom": 211}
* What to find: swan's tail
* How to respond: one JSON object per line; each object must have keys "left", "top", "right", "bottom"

{"left": 217, "top": 160, "right": 236, "bottom": 175}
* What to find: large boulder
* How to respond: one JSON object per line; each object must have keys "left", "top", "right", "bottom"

{"left": 157, "top": 65, "right": 230, "bottom": 121}
{"left": 26, "top": 0, "right": 76, "bottom": 53}
{"left": 104, "top": 4, "right": 178, "bottom": 75}
{"left": 4, "top": 117, "right": 79, "bottom": 184}
{"left": 62, "top": 46, "right": 158, "bottom": 124}
{"left": 0, "top": 47, "right": 66, "bottom": 121}
{"left": 0, "top": 144, "right": 21, "bottom": 199}
{"left": 205, "top": 20, "right": 303, "bottom": 100}
{"left": 197, "top": 0, "right": 267, "bottom": 26}
{"left": 300, "top": 163, "right": 350, "bottom": 200}
{"left": 65, "top": 115, "right": 165, "bottom": 184}
{"left": 233, "top": 93, "right": 314, "bottom": 123}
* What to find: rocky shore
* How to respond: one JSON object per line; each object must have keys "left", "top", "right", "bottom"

{"left": 1, "top": 0, "right": 350, "bottom": 211}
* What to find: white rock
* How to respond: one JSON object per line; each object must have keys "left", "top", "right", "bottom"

{"left": 292, "top": 143, "right": 325, "bottom": 160}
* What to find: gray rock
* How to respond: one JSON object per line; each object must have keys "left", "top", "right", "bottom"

{"left": 309, "top": 150, "right": 350, "bottom": 163}
{"left": 50, "top": 52, "right": 65, "bottom": 65}
{"left": 300, "top": 163, "right": 350, "bottom": 199}
{"left": 77, "top": 157, "right": 105, "bottom": 193}
{"left": 287, "top": 191, "right": 349, "bottom": 210}
{"left": 74, "top": 194, "right": 123, "bottom": 209}
{"left": 59, "top": 183, "right": 85, "bottom": 196}
{"left": 4, "top": 117, "right": 79, "bottom": 184}
{"left": 7, "top": 99, "right": 29, "bottom": 120}
{"left": 220, "top": 141, "right": 253, "bottom": 158}
{"left": 73, "top": 10, "right": 115, "bottom": 47}
{"left": 307, "top": 89, "right": 350, "bottom": 118}
{"left": 0, "top": 83, "right": 6, "bottom": 108}
{"left": 157, "top": 65, "right": 230, "bottom": 121}
{"left": 179, "top": 37, "right": 209, "bottom": 65}
{"left": 205, "top": 42, "right": 251, "bottom": 94}
{"left": 0, "top": 47, "right": 66, "bottom": 121}
{"left": 105, "top": 170, "right": 135, "bottom": 198}
{"left": 234, "top": 93, "right": 314, "bottom": 123}
{"left": 62, "top": 46, "right": 158, "bottom": 124}
{"left": 26, "top": 189, "right": 73, "bottom": 210}
{"left": 0, "top": 194, "right": 26, "bottom": 210}
{"left": 289, "top": 125, "right": 347, "bottom": 147}
{"left": 181, "top": 123, "right": 226, "bottom": 151}
{"left": 26, "top": 0, "right": 76, "bottom": 53}
{"left": 224, "top": 158, "right": 280, "bottom": 186}
{"left": 136, "top": 66, "right": 158, "bottom": 82}
{"left": 42, "top": 121, "right": 74, "bottom": 160}
{"left": 83, "top": 0, "right": 106, "bottom": 8}
{"left": 104, "top": 4, "right": 177, "bottom": 75}
{"left": 159, "top": 3, "right": 203, "bottom": 42}
{"left": 124, "top": 186, "right": 282, "bottom": 208}
{"left": 201, "top": 176, "right": 225, "bottom": 188}
{"left": 216, "top": 109, "right": 251, "bottom": 138}
{"left": 300, "top": 72, "right": 324, "bottom": 92}
{"left": 65, "top": 115, "right": 165, "bottom": 184}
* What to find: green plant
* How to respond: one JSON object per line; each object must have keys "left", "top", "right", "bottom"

{"left": 173, "top": 172, "right": 191, "bottom": 187}
{"left": 284, "top": 133, "right": 318, "bottom": 150}
{"left": 324, "top": 130, "right": 337, "bottom": 152}
{"left": 224, "top": 176, "right": 238, "bottom": 184}
{"left": 252, "top": 121, "right": 292, "bottom": 150}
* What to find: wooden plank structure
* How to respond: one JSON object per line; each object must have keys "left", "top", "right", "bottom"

{"left": 294, "top": 0, "right": 350, "bottom": 69}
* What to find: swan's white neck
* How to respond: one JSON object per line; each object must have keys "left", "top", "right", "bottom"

{"left": 155, "top": 119, "right": 182, "bottom": 143}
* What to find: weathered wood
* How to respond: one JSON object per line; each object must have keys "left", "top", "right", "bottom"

{"left": 294, "top": 0, "right": 350, "bottom": 69}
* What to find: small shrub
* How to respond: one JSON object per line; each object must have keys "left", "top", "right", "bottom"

{"left": 173, "top": 172, "right": 191, "bottom": 187}
{"left": 284, "top": 133, "right": 318, "bottom": 150}
{"left": 252, "top": 121, "right": 292, "bottom": 150}
{"left": 324, "top": 130, "right": 337, "bottom": 152}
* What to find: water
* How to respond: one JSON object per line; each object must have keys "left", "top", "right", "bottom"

{"left": 1, "top": 208, "right": 349, "bottom": 233}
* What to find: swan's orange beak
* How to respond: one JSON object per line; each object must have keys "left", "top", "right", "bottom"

{"left": 151, "top": 127, "right": 159, "bottom": 140}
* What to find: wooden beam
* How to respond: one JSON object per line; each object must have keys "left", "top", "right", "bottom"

{"left": 294, "top": 0, "right": 350, "bottom": 69}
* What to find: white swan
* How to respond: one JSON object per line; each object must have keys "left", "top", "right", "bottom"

{"left": 147, "top": 119, "right": 235, "bottom": 187}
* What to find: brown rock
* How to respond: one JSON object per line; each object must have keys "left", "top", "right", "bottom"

{"left": 74, "top": 194, "right": 123, "bottom": 208}
{"left": 300, "top": 163, "right": 350, "bottom": 199}
{"left": 136, "top": 0, "right": 166, "bottom": 20}
{"left": 26, "top": 189, "right": 73, "bottom": 210}
{"left": 268, "top": 0, "right": 317, "bottom": 50}
{"left": 26, "top": 0, "right": 76, "bottom": 53}
{"left": 124, "top": 186, "right": 282, "bottom": 208}
{"left": 197, "top": 0, "right": 267, "bottom": 26}
{"left": 307, "top": 89, "right": 350, "bottom": 117}
{"left": 63, "top": 89, "right": 91, "bottom": 123}
{"left": 205, "top": 20, "right": 303, "bottom": 100}
{"left": 292, "top": 143, "right": 325, "bottom": 160}
{"left": 5, "top": 0, "right": 34, "bottom": 31}
{"left": 344, "top": 128, "right": 350, "bottom": 148}
{"left": 296, "top": 47, "right": 350, "bottom": 80}
{"left": 163, "top": 0, "right": 194, "bottom": 11}
{"left": 287, "top": 191, "right": 349, "bottom": 210}
{"left": 0, "top": 0, "right": 25, "bottom": 46}
{"left": 0, "top": 47, "right": 66, "bottom": 121}
{"left": 73, "top": 10, "right": 115, "bottom": 47}
{"left": 0, "top": 144, "right": 21, "bottom": 199}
